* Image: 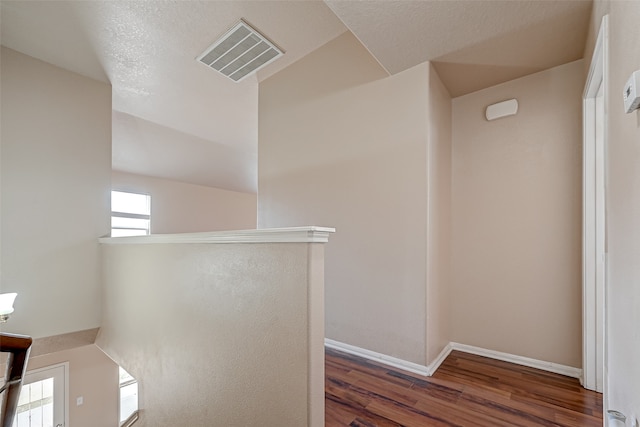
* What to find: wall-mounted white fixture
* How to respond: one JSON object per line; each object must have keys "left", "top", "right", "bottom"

{"left": 486, "top": 99, "right": 518, "bottom": 121}
{"left": 0, "top": 292, "right": 17, "bottom": 322}
{"left": 623, "top": 70, "right": 640, "bottom": 113}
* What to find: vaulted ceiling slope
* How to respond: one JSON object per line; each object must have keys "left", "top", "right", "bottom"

{"left": 0, "top": 1, "right": 593, "bottom": 192}
{"left": 0, "top": 1, "right": 346, "bottom": 193}
{"left": 326, "top": 0, "right": 593, "bottom": 97}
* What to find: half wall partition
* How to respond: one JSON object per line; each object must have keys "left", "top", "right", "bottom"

{"left": 97, "top": 227, "right": 333, "bottom": 427}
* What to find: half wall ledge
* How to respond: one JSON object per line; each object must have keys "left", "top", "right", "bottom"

{"left": 98, "top": 226, "right": 336, "bottom": 244}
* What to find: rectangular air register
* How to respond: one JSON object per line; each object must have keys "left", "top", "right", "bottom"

{"left": 197, "top": 20, "right": 283, "bottom": 82}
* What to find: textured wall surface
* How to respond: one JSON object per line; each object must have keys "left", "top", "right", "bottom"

{"left": 0, "top": 47, "right": 111, "bottom": 338}
{"left": 111, "top": 171, "right": 257, "bottom": 233}
{"left": 259, "top": 32, "right": 431, "bottom": 365}
{"left": 97, "top": 240, "right": 325, "bottom": 426}
{"left": 26, "top": 344, "right": 119, "bottom": 427}
{"left": 451, "top": 60, "right": 584, "bottom": 367}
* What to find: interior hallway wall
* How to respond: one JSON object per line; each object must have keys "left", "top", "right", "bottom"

{"left": 0, "top": 47, "right": 111, "bottom": 338}
{"left": 111, "top": 171, "right": 257, "bottom": 234}
{"left": 259, "top": 32, "right": 433, "bottom": 364}
{"left": 26, "top": 344, "right": 119, "bottom": 427}
{"left": 451, "top": 60, "right": 584, "bottom": 368}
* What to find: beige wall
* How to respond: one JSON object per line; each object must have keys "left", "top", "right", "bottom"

{"left": 97, "top": 238, "right": 326, "bottom": 426}
{"left": 587, "top": 0, "right": 640, "bottom": 419}
{"left": 451, "top": 60, "right": 584, "bottom": 368}
{"left": 111, "top": 171, "right": 257, "bottom": 233}
{"left": 26, "top": 345, "right": 119, "bottom": 427}
{"left": 0, "top": 47, "right": 111, "bottom": 338}
{"left": 426, "top": 65, "right": 453, "bottom": 363}
{"left": 259, "top": 32, "right": 434, "bottom": 365}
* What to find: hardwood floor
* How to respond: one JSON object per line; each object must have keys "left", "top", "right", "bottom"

{"left": 325, "top": 348, "right": 602, "bottom": 427}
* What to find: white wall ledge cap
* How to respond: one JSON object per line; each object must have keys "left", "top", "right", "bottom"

{"left": 98, "top": 226, "right": 336, "bottom": 245}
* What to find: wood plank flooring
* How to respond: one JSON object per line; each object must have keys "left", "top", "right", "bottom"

{"left": 325, "top": 348, "right": 602, "bottom": 427}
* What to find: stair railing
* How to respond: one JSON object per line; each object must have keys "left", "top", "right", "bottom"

{"left": 0, "top": 333, "right": 32, "bottom": 427}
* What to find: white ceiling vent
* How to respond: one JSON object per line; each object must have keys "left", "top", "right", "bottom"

{"left": 197, "top": 20, "right": 283, "bottom": 82}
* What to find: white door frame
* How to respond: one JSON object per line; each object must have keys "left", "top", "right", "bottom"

{"left": 20, "top": 362, "right": 69, "bottom": 427}
{"left": 582, "top": 14, "right": 608, "bottom": 394}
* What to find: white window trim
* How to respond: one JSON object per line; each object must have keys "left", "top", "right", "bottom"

{"left": 111, "top": 190, "right": 151, "bottom": 236}
{"left": 118, "top": 367, "right": 139, "bottom": 426}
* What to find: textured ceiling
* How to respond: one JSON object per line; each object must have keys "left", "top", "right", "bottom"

{"left": 0, "top": 0, "right": 346, "bottom": 193}
{"left": 326, "top": 0, "right": 592, "bottom": 97}
{"left": 0, "top": 0, "right": 593, "bottom": 192}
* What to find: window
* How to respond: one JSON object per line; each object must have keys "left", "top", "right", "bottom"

{"left": 111, "top": 191, "right": 151, "bottom": 237}
{"left": 119, "top": 367, "right": 138, "bottom": 425}
{"left": 13, "top": 364, "right": 67, "bottom": 427}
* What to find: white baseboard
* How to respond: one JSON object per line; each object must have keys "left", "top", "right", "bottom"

{"left": 428, "top": 342, "right": 453, "bottom": 374}
{"left": 324, "top": 338, "right": 452, "bottom": 377}
{"left": 450, "top": 342, "right": 583, "bottom": 379}
{"left": 324, "top": 338, "right": 582, "bottom": 380}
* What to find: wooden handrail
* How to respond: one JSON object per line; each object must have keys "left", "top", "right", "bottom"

{"left": 0, "top": 333, "right": 32, "bottom": 427}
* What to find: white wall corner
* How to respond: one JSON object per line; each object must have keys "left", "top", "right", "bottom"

{"left": 450, "top": 342, "right": 583, "bottom": 379}
{"left": 425, "top": 343, "right": 453, "bottom": 376}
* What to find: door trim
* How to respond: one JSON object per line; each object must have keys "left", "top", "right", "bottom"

{"left": 582, "top": 14, "right": 608, "bottom": 394}
{"left": 22, "top": 362, "right": 69, "bottom": 427}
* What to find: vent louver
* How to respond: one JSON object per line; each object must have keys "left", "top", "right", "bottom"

{"left": 197, "top": 20, "right": 283, "bottom": 82}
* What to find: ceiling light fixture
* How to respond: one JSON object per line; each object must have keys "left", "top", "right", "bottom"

{"left": 197, "top": 19, "right": 283, "bottom": 82}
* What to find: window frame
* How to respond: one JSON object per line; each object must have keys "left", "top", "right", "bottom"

{"left": 111, "top": 190, "right": 151, "bottom": 237}
{"left": 118, "top": 367, "right": 139, "bottom": 426}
